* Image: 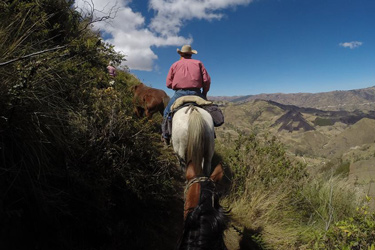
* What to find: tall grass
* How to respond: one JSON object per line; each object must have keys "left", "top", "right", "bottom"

{"left": 216, "top": 132, "right": 366, "bottom": 249}
{"left": 300, "top": 174, "right": 362, "bottom": 231}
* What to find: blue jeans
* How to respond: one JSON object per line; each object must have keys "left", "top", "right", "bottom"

{"left": 163, "top": 89, "right": 204, "bottom": 118}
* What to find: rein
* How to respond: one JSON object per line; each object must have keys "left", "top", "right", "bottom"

{"left": 184, "top": 176, "right": 215, "bottom": 208}
{"left": 184, "top": 176, "right": 209, "bottom": 197}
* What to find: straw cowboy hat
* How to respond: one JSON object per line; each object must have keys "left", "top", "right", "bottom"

{"left": 177, "top": 45, "right": 198, "bottom": 55}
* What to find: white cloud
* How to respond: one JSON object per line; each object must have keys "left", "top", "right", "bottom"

{"left": 339, "top": 41, "right": 363, "bottom": 49}
{"left": 75, "top": 0, "right": 253, "bottom": 71}
{"left": 149, "top": 0, "right": 253, "bottom": 36}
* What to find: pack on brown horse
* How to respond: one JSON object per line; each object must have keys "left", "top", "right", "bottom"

{"left": 132, "top": 83, "right": 170, "bottom": 119}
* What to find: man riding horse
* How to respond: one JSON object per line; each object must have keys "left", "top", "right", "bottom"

{"left": 162, "top": 45, "right": 211, "bottom": 145}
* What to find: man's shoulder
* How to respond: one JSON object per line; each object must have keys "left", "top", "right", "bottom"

{"left": 189, "top": 59, "right": 202, "bottom": 64}
{"left": 171, "top": 58, "right": 203, "bottom": 68}
{"left": 181, "top": 59, "right": 203, "bottom": 66}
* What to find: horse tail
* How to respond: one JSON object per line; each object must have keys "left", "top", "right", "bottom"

{"left": 186, "top": 107, "right": 207, "bottom": 176}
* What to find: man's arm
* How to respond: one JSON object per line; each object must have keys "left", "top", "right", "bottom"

{"left": 166, "top": 66, "right": 174, "bottom": 89}
{"left": 201, "top": 63, "right": 211, "bottom": 98}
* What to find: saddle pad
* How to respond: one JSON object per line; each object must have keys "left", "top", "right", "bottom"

{"left": 171, "top": 96, "right": 212, "bottom": 111}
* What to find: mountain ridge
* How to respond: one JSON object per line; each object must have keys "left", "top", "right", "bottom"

{"left": 211, "top": 85, "right": 375, "bottom": 111}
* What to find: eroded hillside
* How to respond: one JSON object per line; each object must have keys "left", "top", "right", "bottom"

{"left": 212, "top": 86, "right": 375, "bottom": 112}
{"left": 215, "top": 98, "right": 375, "bottom": 194}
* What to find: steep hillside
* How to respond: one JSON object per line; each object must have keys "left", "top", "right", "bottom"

{"left": 0, "top": 2, "right": 183, "bottom": 249}
{"left": 272, "top": 110, "right": 315, "bottom": 132}
{"left": 319, "top": 118, "right": 375, "bottom": 158}
{"left": 215, "top": 100, "right": 284, "bottom": 140}
{"left": 216, "top": 99, "right": 375, "bottom": 168}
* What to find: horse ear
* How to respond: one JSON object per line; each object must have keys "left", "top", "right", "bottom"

{"left": 210, "top": 163, "right": 224, "bottom": 182}
{"left": 186, "top": 162, "right": 196, "bottom": 181}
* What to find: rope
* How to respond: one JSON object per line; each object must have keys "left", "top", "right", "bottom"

{"left": 185, "top": 104, "right": 198, "bottom": 114}
{"left": 184, "top": 176, "right": 209, "bottom": 198}
{"left": 184, "top": 176, "right": 217, "bottom": 208}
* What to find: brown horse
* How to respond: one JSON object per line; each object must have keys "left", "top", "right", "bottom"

{"left": 177, "top": 162, "right": 229, "bottom": 250}
{"left": 132, "top": 83, "right": 170, "bottom": 119}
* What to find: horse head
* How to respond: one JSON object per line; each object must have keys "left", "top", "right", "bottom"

{"left": 178, "top": 161, "right": 229, "bottom": 250}
{"left": 184, "top": 161, "right": 224, "bottom": 219}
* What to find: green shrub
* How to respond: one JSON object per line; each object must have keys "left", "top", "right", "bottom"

{"left": 314, "top": 117, "right": 334, "bottom": 126}
{"left": 335, "top": 161, "right": 351, "bottom": 177}
{"left": 217, "top": 133, "right": 309, "bottom": 248}
{"left": 299, "top": 175, "right": 361, "bottom": 232}
{"left": 217, "top": 131, "right": 364, "bottom": 249}
{"left": 217, "top": 133, "right": 306, "bottom": 197}
{"left": 310, "top": 197, "right": 375, "bottom": 249}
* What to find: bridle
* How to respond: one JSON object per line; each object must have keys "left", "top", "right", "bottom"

{"left": 184, "top": 176, "right": 215, "bottom": 210}
{"left": 184, "top": 176, "right": 208, "bottom": 197}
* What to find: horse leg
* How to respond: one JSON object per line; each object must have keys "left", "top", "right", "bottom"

{"left": 134, "top": 107, "right": 144, "bottom": 117}
{"left": 134, "top": 107, "right": 139, "bottom": 117}
{"left": 145, "top": 109, "right": 151, "bottom": 119}
{"left": 146, "top": 108, "right": 158, "bottom": 120}
{"left": 139, "top": 107, "right": 145, "bottom": 117}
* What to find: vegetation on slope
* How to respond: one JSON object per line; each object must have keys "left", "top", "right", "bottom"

{"left": 0, "top": 1, "right": 181, "bottom": 249}
{"left": 217, "top": 128, "right": 372, "bottom": 249}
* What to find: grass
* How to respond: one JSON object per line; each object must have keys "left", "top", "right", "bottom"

{"left": 216, "top": 131, "right": 367, "bottom": 249}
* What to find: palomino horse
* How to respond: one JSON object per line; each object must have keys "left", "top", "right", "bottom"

{"left": 177, "top": 162, "right": 229, "bottom": 250}
{"left": 132, "top": 83, "right": 170, "bottom": 119}
{"left": 171, "top": 105, "right": 214, "bottom": 176}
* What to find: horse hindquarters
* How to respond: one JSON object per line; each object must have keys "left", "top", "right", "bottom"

{"left": 171, "top": 107, "right": 188, "bottom": 152}
{"left": 172, "top": 107, "right": 214, "bottom": 175}
{"left": 186, "top": 107, "right": 215, "bottom": 176}
{"left": 201, "top": 110, "right": 215, "bottom": 176}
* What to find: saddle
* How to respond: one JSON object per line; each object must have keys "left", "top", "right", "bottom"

{"left": 170, "top": 96, "right": 212, "bottom": 111}
{"left": 162, "top": 96, "right": 224, "bottom": 140}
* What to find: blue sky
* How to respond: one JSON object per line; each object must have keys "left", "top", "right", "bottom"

{"left": 76, "top": 0, "right": 375, "bottom": 97}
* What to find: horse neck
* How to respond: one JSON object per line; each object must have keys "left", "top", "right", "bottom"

{"left": 178, "top": 182, "right": 228, "bottom": 250}
{"left": 138, "top": 83, "right": 150, "bottom": 90}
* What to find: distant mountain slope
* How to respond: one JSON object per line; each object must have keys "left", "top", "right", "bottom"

{"left": 272, "top": 110, "right": 315, "bottom": 132}
{"left": 216, "top": 99, "right": 375, "bottom": 159}
{"left": 218, "top": 98, "right": 375, "bottom": 134}
{"left": 266, "top": 100, "right": 375, "bottom": 128}
{"left": 212, "top": 86, "right": 375, "bottom": 111}
{"left": 319, "top": 118, "right": 375, "bottom": 158}
{"left": 216, "top": 96, "right": 375, "bottom": 195}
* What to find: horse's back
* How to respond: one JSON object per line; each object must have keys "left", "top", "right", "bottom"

{"left": 171, "top": 107, "right": 191, "bottom": 159}
{"left": 172, "top": 106, "right": 214, "bottom": 140}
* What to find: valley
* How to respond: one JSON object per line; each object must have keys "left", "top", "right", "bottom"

{"left": 213, "top": 86, "right": 375, "bottom": 200}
